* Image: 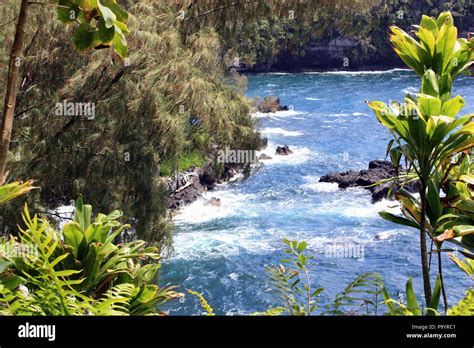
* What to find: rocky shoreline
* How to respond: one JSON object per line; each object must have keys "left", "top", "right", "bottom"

{"left": 167, "top": 95, "right": 417, "bottom": 211}
{"left": 166, "top": 163, "right": 244, "bottom": 211}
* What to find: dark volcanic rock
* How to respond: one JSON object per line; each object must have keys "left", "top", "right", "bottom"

{"left": 258, "top": 153, "right": 273, "bottom": 161}
{"left": 276, "top": 145, "right": 293, "bottom": 156}
{"left": 200, "top": 164, "right": 217, "bottom": 190}
{"left": 167, "top": 168, "right": 205, "bottom": 210}
{"left": 258, "top": 96, "right": 288, "bottom": 113}
{"left": 168, "top": 162, "right": 248, "bottom": 210}
{"left": 320, "top": 160, "right": 418, "bottom": 202}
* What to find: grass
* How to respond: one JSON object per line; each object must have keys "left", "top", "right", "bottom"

{"left": 160, "top": 150, "right": 207, "bottom": 177}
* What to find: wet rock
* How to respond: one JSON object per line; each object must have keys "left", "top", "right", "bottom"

{"left": 257, "top": 96, "right": 288, "bottom": 113}
{"left": 276, "top": 145, "right": 293, "bottom": 156}
{"left": 258, "top": 153, "right": 273, "bottom": 161}
{"left": 200, "top": 164, "right": 216, "bottom": 190}
{"left": 320, "top": 160, "right": 418, "bottom": 202}
{"left": 206, "top": 197, "right": 222, "bottom": 207}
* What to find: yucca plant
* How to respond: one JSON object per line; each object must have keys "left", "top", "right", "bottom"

{"left": 368, "top": 11, "right": 474, "bottom": 308}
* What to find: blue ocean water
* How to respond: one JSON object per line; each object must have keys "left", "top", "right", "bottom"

{"left": 162, "top": 69, "right": 474, "bottom": 315}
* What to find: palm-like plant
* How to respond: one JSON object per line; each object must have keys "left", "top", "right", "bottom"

{"left": 368, "top": 11, "right": 474, "bottom": 308}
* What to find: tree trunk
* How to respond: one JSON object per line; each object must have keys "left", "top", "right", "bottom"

{"left": 419, "top": 183, "right": 432, "bottom": 306}
{"left": 0, "top": 0, "right": 29, "bottom": 183}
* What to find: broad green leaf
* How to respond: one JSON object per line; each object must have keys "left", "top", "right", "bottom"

{"left": 97, "top": 17, "right": 115, "bottom": 43}
{"left": 418, "top": 94, "right": 441, "bottom": 117}
{"left": 436, "top": 12, "right": 454, "bottom": 29}
{"left": 427, "top": 276, "right": 441, "bottom": 315}
{"left": 420, "top": 15, "right": 438, "bottom": 36}
{"left": 406, "top": 277, "right": 422, "bottom": 315}
{"left": 102, "top": 0, "right": 129, "bottom": 22}
{"left": 379, "top": 211, "right": 419, "bottom": 229}
{"left": 112, "top": 31, "right": 128, "bottom": 59}
{"left": 441, "top": 96, "right": 465, "bottom": 117}
{"left": 57, "top": 0, "right": 79, "bottom": 23}
{"left": 72, "top": 23, "right": 95, "bottom": 52}
{"left": 63, "top": 222, "right": 84, "bottom": 257}
{"left": 421, "top": 70, "right": 439, "bottom": 97}
{"left": 297, "top": 241, "right": 307, "bottom": 252}
{"left": 98, "top": 2, "right": 117, "bottom": 28}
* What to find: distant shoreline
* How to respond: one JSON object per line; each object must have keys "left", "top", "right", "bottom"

{"left": 240, "top": 65, "right": 410, "bottom": 75}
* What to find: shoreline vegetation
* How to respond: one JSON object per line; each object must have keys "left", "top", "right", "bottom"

{"left": 0, "top": 0, "right": 473, "bottom": 318}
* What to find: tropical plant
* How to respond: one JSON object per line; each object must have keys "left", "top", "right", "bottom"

{"left": 368, "top": 11, "right": 474, "bottom": 308}
{"left": 447, "top": 288, "right": 474, "bottom": 315}
{"left": 381, "top": 276, "right": 442, "bottom": 316}
{"left": 264, "top": 240, "right": 386, "bottom": 316}
{"left": 324, "top": 273, "right": 384, "bottom": 316}
{"left": 265, "top": 239, "right": 323, "bottom": 316}
{"left": 0, "top": 198, "right": 182, "bottom": 315}
{"left": 0, "top": 180, "right": 35, "bottom": 205}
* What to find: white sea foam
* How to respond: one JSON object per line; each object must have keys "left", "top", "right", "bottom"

{"left": 173, "top": 190, "right": 256, "bottom": 225}
{"left": 260, "top": 127, "right": 303, "bottom": 137}
{"left": 304, "top": 68, "right": 411, "bottom": 75}
{"left": 344, "top": 198, "right": 401, "bottom": 218}
{"left": 402, "top": 86, "right": 418, "bottom": 94}
{"left": 256, "top": 142, "right": 312, "bottom": 165}
{"left": 305, "top": 97, "right": 322, "bottom": 101}
{"left": 252, "top": 110, "right": 307, "bottom": 119}
{"left": 308, "top": 187, "right": 401, "bottom": 219}
{"left": 170, "top": 225, "right": 279, "bottom": 260}
{"left": 301, "top": 176, "right": 339, "bottom": 193}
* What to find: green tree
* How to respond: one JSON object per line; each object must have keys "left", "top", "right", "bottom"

{"left": 0, "top": 0, "right": 130, "bottom": 181}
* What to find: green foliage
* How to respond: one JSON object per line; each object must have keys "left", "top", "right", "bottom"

{"left": 324, "top": 273, "right": 384, "bottom": 315}
{"left": 381, "top": 276, "right": 442, "bottom": 316}
{"left": 266, "top": 239, "right": 321, "bottom": 316}
{"left": 447, "top": 288, "right": 474, "bottom": 315}
{"left": 0, "top": 2, "right": 261, "bottom": 246}
{"left": 265, "top": 240, "right": 384, "bottom": 316}
{"left": 54, "top": 0, "right": 130, "bottom": 58}
{"left": 390, "top": 12, "right": 472, "bottom": 80}
{"left": 0, "top": 199, "right": 182, "bottom": 315}
{"left": 449, "top": 253, "right": 474, "bottom": 280}
{"left": 160, "top": 150, "right": 207, "bottom": 177}
{"left": 0, "top": 180, "right": 35, "bottom": 205}
{"left": 179, "top": 0, "right": 378, "bottom": 69}
{"left": 187, "top": 289, "right": 215, "bottom": 316}
{"left": 369, "top": 11, "right": 474, "bottom": 307}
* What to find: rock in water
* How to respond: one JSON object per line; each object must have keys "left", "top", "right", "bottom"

{"left": 257, "top": 96, "right": 289, "bottom": 113}
{"left": 206, "top": 197, "right": 222, "bottom": 207}
{"left": 258, "top": 153, "right": 273, "bottom": 161}
{"left": 319, "top": 160, "right": 419, "bottom": 202}
{"left": 276, "top": 145, "right": 293, "bottom": 156}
